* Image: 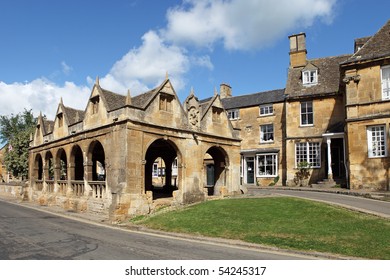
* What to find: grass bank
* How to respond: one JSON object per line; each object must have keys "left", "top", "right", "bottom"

{"left": 132, "top": 197, "right": 390, "bottom": 259}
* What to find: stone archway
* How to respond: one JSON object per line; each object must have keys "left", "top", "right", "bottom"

{"left": 34, "top": 153, "right": 43, "bottom": 180}
{"left": 204, "top": 146, "right": 229, "bottom": 196}
{"left": 144, "top": 139, "right": 180, "bottom": 199}
{"left": 70, "top": 145, "right": 84, "bottom": 181}
{"left": 87, "top": 141, "right": 106, "bottom": 181}
{"left": 56, "top": 148, "right": 68, "bottom": 180}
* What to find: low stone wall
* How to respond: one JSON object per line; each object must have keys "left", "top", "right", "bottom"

{"left": 0, "top": 183, "right": 26, "bottom": 200}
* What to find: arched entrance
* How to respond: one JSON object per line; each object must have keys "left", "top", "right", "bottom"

{"left": 145, "top": 139, "right": 179, "bottom": 199}
{"left": 34, "top": 153, "right": 43, "bottom": 180}
{"left": 56, "top": 148, "right": 67, "bottom": 180}
{"left": 70, "top": 145, "right": 84, "bottom": 181}
{"left": 44, "top": 151, "right": 54, "bottom": 180}
{"left": 87, "top": 141, "right": 106, "bottom": 181}
{"left": 204, "top": 146, "right": 228, "bottom": 196}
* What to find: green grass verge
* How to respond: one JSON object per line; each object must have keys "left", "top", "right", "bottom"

{"left": 132, "top": 197, "right": 390, "bottom": 259}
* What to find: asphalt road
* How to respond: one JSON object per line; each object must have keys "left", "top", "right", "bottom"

{"left": 248, "top": 189, "right": 390, "bottom": 218}
{"left": 0, "top": 199, "right": 308, "bottom": 260}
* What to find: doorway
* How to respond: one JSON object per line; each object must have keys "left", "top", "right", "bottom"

{"left": 245, "top": 156, "right": 255, "bottom": 184}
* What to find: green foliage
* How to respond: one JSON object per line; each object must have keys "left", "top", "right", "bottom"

{"left": 293, "top": 161, "right": 311, "bottom": 186}
{"left": 269, "top": 175, "right": 280, "bottom": 186}
{"left": 0, "top": 109, "right": 36, "bottom": 180}
{"left": 135, "top": 197, "right": 390, "bottom": 259}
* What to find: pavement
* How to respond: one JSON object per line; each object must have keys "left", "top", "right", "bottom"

{"left": 1, "top": 186, "right": 389, "bottom": 260}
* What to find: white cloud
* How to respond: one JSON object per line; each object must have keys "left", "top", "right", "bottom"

{"left": 0, "top": 79, "right": 90, "bottom": 119}
{"left": 99, "top": 30, "right": 191, "bottom": 95}
{"left": 61, "top": 61, "right": 73, "bottom": 75}
{"left": 164, "top": 0, "right": 336, "bottom": 50}
{"left": 1, "top": 0, "right": 338, "bottom": 120}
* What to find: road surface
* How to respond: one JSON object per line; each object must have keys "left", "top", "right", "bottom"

{"left": 0, "top": 199, "right": 309, "bottom": 260}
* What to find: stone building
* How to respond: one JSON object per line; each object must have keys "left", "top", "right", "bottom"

{"left": 27, "top": 20, "right": 390, "bottom": 220}
{"left": 214, "top": 86, "right": 286, "bottom": 187}
{"left": 28, "top": 78, "right": 241, "bottom": 221}
{"left": 285, "top": 33, "right": 350, "bottom": 187}
{"left": 341, "top": 20, "right": 390, "bottom": 191}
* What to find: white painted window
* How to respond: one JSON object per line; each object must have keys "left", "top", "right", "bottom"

{"left": 381, "top": 66, "right": 390, "bottom": 100}
{"left": 259, "top": 104, "right": 273, "bottom": 116}
{"left": 227, "top": 109, "right": 239, "bottom": 120}
{"left": 257, "top": 153, "right": 278, "bottom": 177}
{"left": 300, "top": 101, "right": 313, "bottom": 126}
{"left": 302, "top": 70, "right": 318, "bottom": 85}
{"left": 260, "top": 124, "right": 274, "bottom": 143}
{"left": 367, "top": 125, "right": 387, "bottom": 158}
{"left": 295, "top": 142, "right": 321, "bottom": 168}
{"left": 152, "top": 163, "right": 158, "bottom": 177}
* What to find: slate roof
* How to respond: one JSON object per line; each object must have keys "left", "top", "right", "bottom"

{"left": 343, "top": 19, "right": 390, "bottom": 64}
{"left": 285, "top": 54, "right": 351, "bottom": 98}
{"left": 221, "top": 89, "right": 285, "bottom": 109}
{"left": 63, "top": 106, "right": 85, "bottom": 125}
{"left": 131, "top": 88, "right": 158, "bottom": 109}
{"left": 42, "top": 119, "right": 54, "bottom": 136}
{"left": 199, "top": 89, "right": 286, "bottom": 111}
{"left": 100, "top": 88, "right": 127, "bottom": 112}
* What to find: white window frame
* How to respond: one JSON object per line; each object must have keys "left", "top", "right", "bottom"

{"left": 227, "top": 109, "right": 240, "bottom": 120}
{"left": 302, "top": 70, "right": 318, "bottom": 85}
{"left": 260, "top": 124, "right": 274, "bottom": 143}
{"left": 295, "top": 142, "right": 321, "bottom": 168}
{"left": 381, "top": 66, "right": 390, "bottom": 100}
{"left": 152, "top": 163, "right": 158, "bottom": 177}
{"left": 259, "top": 104, "right": 273, "bottom": 116}
{"left": 300, "top": 101, "right": 314, "bottom": 126}
{"left": 367, "top": 125, "right": 387, "bottom": 158}
{"left": 256, "top": 153, "right": 278, "bottom": 177}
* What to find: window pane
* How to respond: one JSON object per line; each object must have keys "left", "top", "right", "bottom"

{"left": 257, "top": 154, "right": 277, "bottom": 177}
{"left": 368, "top": 126, "right": 387, "bottom": 157}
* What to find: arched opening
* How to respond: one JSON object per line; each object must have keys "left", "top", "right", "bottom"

{"left": 44, "top": 151, "right": 54, "bottom": 180}
{"left": 44, "top": 151, "right": 54, "bottom": 193}
{"left": 204, "top": 146, "right": 228, "bottom": 196}
{"left": 56, "top": 148, "right": 68, "bottom": 180}
{"left": 88, "top": 141, "right": 105, "bottom": 181}
{"left": 145, "top": 139, "right": 179, "bottom": 199}
{"left": 70, "top": 145, "right": 84, "bottom": 181}
{"left": 34, "top": 153, "right": 43, "bottom": 180}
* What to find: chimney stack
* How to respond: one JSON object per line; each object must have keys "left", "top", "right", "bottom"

{"left": 220, "top": 83, "right": 232, "bottom": 99}
{"left": 288, "top": 33, "right": 307, "bottom": 68}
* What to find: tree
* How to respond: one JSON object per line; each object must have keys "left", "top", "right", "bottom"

{"left": 0, "top": 109, "right": 36, "bottom": 180}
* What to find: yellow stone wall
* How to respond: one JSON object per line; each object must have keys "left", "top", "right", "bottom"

{"left": 285, "top": 96, "right": 345, "bottom": 185}
{"left": 344, "top": 63, "right": 390, "bottom": 191}
{"left": 231, "top": 102, "right": 284, "bottom": 186}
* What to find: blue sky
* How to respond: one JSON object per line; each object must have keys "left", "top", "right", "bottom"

{"left": 0, "top": 0, "right": 389, "bottom": 119}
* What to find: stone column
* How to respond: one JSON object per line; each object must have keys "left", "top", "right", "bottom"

{"left": 326, "top": 137, "right": 333, "bottom": 180}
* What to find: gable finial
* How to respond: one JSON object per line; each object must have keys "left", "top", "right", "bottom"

{"left": 95, "top": 76, "right": 100, "bottom": 86}
{"left": 165, "top": 71, "right": 169, "bottom": 80}
{"left": 126, "top": 89, "right": 132, "bottom": 105}
{"left": 60, "top": 97, "right": 63, "bottom": 105}
{"left": 214, "top": 86, "right": 218, "bottom": 96}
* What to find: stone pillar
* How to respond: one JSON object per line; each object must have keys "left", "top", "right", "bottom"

{"left": 326, "top": 137, "right": 333, "bottom": 180}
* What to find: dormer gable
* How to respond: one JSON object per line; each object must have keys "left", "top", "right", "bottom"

{"left": 302, "top": 62, "right": 318, "bottom": 86}
{"left": 200, "top": 92, "right": 237, "bottom": 138}
{"left": 139, "top": 78, "right": 189, "bottom": 128}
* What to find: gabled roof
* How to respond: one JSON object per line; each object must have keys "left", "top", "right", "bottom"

{"left": 99, "top": 88, "right": 127, "bottom": 112}
{"left": 41, "top": 118, "right": 54, "bottom": 136}
{"left": 62, "top": 106, "right": 85, "bottom": 125}
{"left": 285, "top": 54, "right": 351, "bottom": 98}
{"left": 343, "top": 19, "right": 390, "bottom": 64}
{"left": 221, "top": 89, "right": 285, "bottom": 110}
{"left": 131, "top": 88, "right": 158, "bottom": 108}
